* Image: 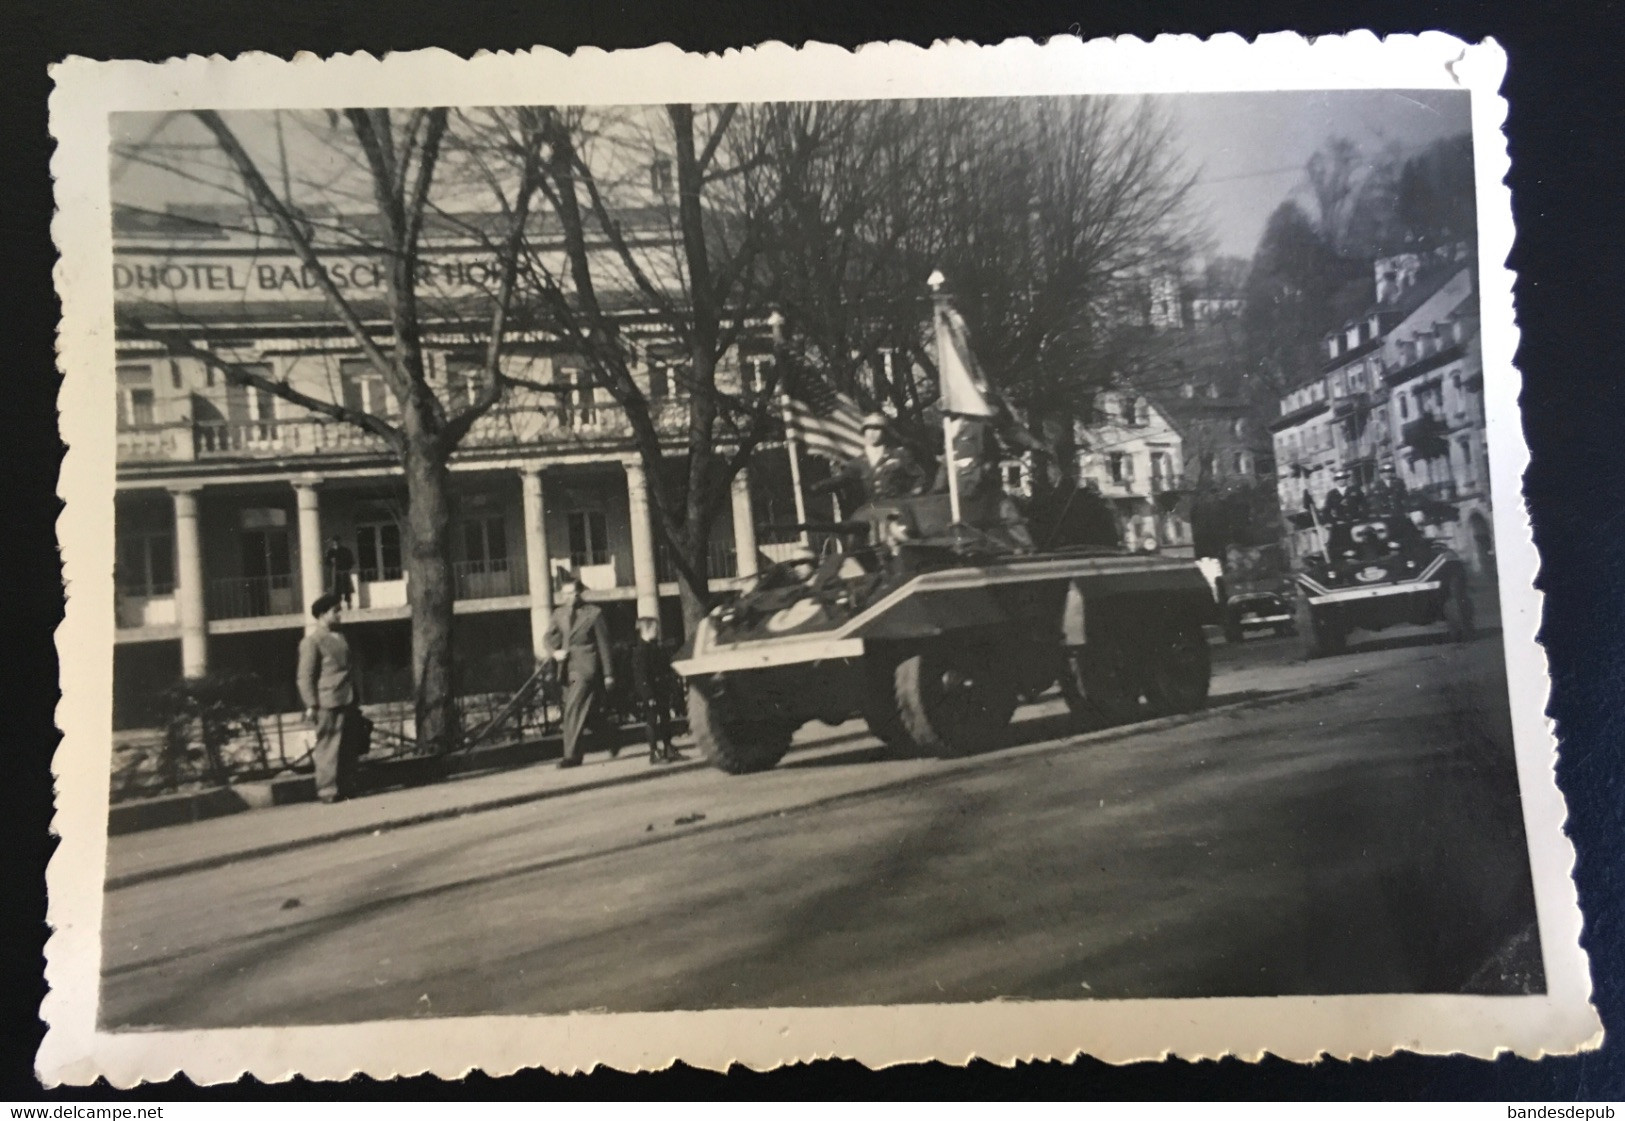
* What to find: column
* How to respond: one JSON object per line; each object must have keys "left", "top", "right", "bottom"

{"left": 520, "top": 465, "right": 554, "bottom": 660}
{"left": 730, "top": 467, "right": 759, "bottom": 581}
{"left": 293, "top": 477, "right": 324, "bottom": 629}
{"left": 623, "top": 459, "right": 660, "bottom": 622}
{"left": 169, "top": 486, "right": 208, "bottom": 678}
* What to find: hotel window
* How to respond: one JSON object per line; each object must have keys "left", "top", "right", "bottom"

{"left": 355, "top": 517, "right": 403, "bottom": 581}
{"left": 462, "top": 515, "right": 508, "bottom": 573}
{"left": 1181, "top": 382, "right": 1195, "bottom": 399}
{"left": 567, "top": 510, "right": 610, "bottom": 568}
{"left": 1457, "top": 435, "right": 1476, "bottom": 485}
{"left": 340, "top": 358, "right": 398, "bottom": 418}
{"left": 648, "top": 351, "right": 690, "bottom": 402}
{"left": 116, "top": 364, "right": 155, "bottom": 428}
{"left": 1398, "top": 394, "right": 1410, "bottom": 420}
{"left": 553, "top": 361, "right": 596, "bottom": 428}
{"left": 116, "top": 530, "right": 174, "bottom": 597}
{"left": 650, "top": 159, "right": 672, "bottom": 194}
{"left": 740, "top": 351, "right": 774, "bottom": 400}
{"left": 1107, "top": 453, "right": 1133, "bottom": 484}
{"left": 444, "top": 356, "right": 486, "bottom": 413}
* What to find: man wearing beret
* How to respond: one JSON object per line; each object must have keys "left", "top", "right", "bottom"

{"left": 297, "top": 592, "right": 361, "bottom": 803}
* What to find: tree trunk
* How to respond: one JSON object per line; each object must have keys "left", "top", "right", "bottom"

{"left": 674, "top": 518, "right": 717, "bottom": 637}
{"left": 402, "top": 439, "right": 458, "bottom": 755}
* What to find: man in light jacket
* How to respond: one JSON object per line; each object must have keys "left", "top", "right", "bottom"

{"left": 297, "top": 592, "right": 360, "bottom": 803}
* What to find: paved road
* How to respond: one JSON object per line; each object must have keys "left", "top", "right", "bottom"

{"left": 100, "top": 628, "right": 1542, "bottom": 1029}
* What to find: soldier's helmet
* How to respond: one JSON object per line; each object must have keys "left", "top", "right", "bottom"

{"left": 861, "top": 412, "right": 887, "bottom": 432}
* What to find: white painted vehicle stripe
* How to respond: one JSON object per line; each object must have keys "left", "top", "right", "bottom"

{"left": 1307, "top": 581, "right": 1441, "bottom": 605}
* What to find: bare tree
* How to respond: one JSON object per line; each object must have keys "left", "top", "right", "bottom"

{"left": 117, "top": 109, "right": 545, "bottom": 755}
{"left": 455, "top": 104, "right": 788, "bottom": 630}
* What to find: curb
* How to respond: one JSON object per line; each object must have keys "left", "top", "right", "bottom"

{"left": 105, "top": 755, "right": 710, "bottom": 892}
{"left": 106, "top": 681, "right": 1352, "bottom": 892}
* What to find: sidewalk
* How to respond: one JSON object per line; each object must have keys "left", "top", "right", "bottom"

{"left": 103, "top": 736, "right": 724, "bottom": 890}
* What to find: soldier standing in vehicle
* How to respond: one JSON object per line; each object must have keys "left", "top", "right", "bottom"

{"left": 811, "top": 413, "right": 929, "bottom": 508}
{"left": 1369, "top": 460, "right": 1410, "bottom": 515}
{"left": 1322, "top": 469, "right": 1349, "bottom": 523}
{"left": 544, "top": 573, "right": 616, "bottom": 769}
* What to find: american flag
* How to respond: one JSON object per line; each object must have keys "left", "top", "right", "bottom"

{"left": 782, "top": 377, "right": 865, "bottom": 463}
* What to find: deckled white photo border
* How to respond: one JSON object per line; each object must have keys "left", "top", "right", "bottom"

{"left": 42, "top": 33, "right": 1601, "bottom": 1085}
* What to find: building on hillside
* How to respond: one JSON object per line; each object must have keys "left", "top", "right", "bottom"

{"left": 1071, "top": 386, "right": 1192, "bottom": 555}
{"left": 1382, "top": 274, "right": 1493, "bottom": 578}
{"left": 110, "top": 206, "right": 801, "bottom": 728}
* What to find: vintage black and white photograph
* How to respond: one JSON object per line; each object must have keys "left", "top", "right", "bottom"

{"left": 42, "top": 37, "right": 1598, "bottom": 1082}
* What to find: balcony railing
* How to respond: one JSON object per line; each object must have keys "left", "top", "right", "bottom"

{"left": 656, "top": 540, "right": 738, "bottom": 583}
{"left": 452, "top": 557, "right": 527, "bottom": 600}
{"left": 207, "top": 573, "right": 300, "bottom": 620}
{"left": 1414, "top": 480, "right": 1459, "bottom": 504}
{"left": 117, "top": 399, "right": 695, "bottom": 466}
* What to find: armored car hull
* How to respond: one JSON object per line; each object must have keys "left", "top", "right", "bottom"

{"left": 674, "top": 543, "right": 1219, "bottom": 774}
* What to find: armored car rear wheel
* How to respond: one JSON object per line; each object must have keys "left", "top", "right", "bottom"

{"left": 1144, "top": 624, "right": 1211, "bottom": 716}
{"left": 1061, "top": 634, "right": 1144, "bottom": 728}
{"left": 894, "top": 644, "right": 1017, "bottom": 758}
{"left": 687, "top": 681, "right": 794, "bottom": 774}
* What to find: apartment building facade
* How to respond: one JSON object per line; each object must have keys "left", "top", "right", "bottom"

{"left": 1268, "top": 251, "right": 1493, "bottom": 576}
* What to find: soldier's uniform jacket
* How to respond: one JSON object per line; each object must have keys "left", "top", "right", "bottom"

{"left": 816, "top": 445, "right": 929, "bottom": 506}
{"left": 544, "top": 601, "right": 613, "bottom": 686}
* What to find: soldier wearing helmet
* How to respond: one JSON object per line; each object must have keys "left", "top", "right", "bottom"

{"left": 811, "top": 412, "right": 929, "bottom": 508}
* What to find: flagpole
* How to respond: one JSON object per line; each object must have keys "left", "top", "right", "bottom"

{"left": 770, "top": 312, "right": 811, "bottom": 546}
{"left": 928, "top": 270, "right": 964, "bottom": 527}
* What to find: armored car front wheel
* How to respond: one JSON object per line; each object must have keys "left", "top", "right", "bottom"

{"left": 687, "top": 680, "right": 794, "bottom": 774}
{"left": 893, "top": 644, "right": 1018, "bottom": 758}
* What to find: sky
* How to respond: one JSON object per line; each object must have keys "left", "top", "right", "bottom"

{"left": 111, "top": 88, "right": 1474, "bottom": 263}
{"left": 1162, "top": 88, "right": 1472, "bottom": 258}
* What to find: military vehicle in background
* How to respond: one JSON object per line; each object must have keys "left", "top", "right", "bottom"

{"left": 1294, "top": 514, "right": 1474, "bottom": 656}
{"left": 673, "top": 487, "right": 1220, "bottom": 774}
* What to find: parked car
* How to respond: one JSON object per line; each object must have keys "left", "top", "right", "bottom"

{"left": 1223, "top": 592, "right": 1297, "bottom": 643}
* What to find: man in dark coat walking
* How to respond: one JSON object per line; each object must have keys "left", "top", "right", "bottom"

{"left": 543, "top": 574, "right": 615, "bottom": 768}
{"left": 297, "top": 592, "right": 362, "bottom": 803}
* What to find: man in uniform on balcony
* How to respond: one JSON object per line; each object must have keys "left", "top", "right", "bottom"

{"left": 297, "top": 592, "right": 362, "bottom": 803}
{"left": 544, "top": 573, "right": 616, "bottom": 769}
{"left": 325, "top": 535, "right": 356, "bottom": 609}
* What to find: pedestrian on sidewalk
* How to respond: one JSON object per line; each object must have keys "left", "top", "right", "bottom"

{"left": 631, "top": 616, "right": 685, "bottom": 765}
{"left": 297, "top": 593, "right": 362, "bottom": 803}
{"left": 544, "top": 573, "right": 616, "bottom": 769}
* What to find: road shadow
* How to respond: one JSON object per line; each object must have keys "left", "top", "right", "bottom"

{"left": 782, "top": 689, "right": 1287, "bottom": 769}
{"left": 1331, "top": 626, "right": 1502, "bottom": 660}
